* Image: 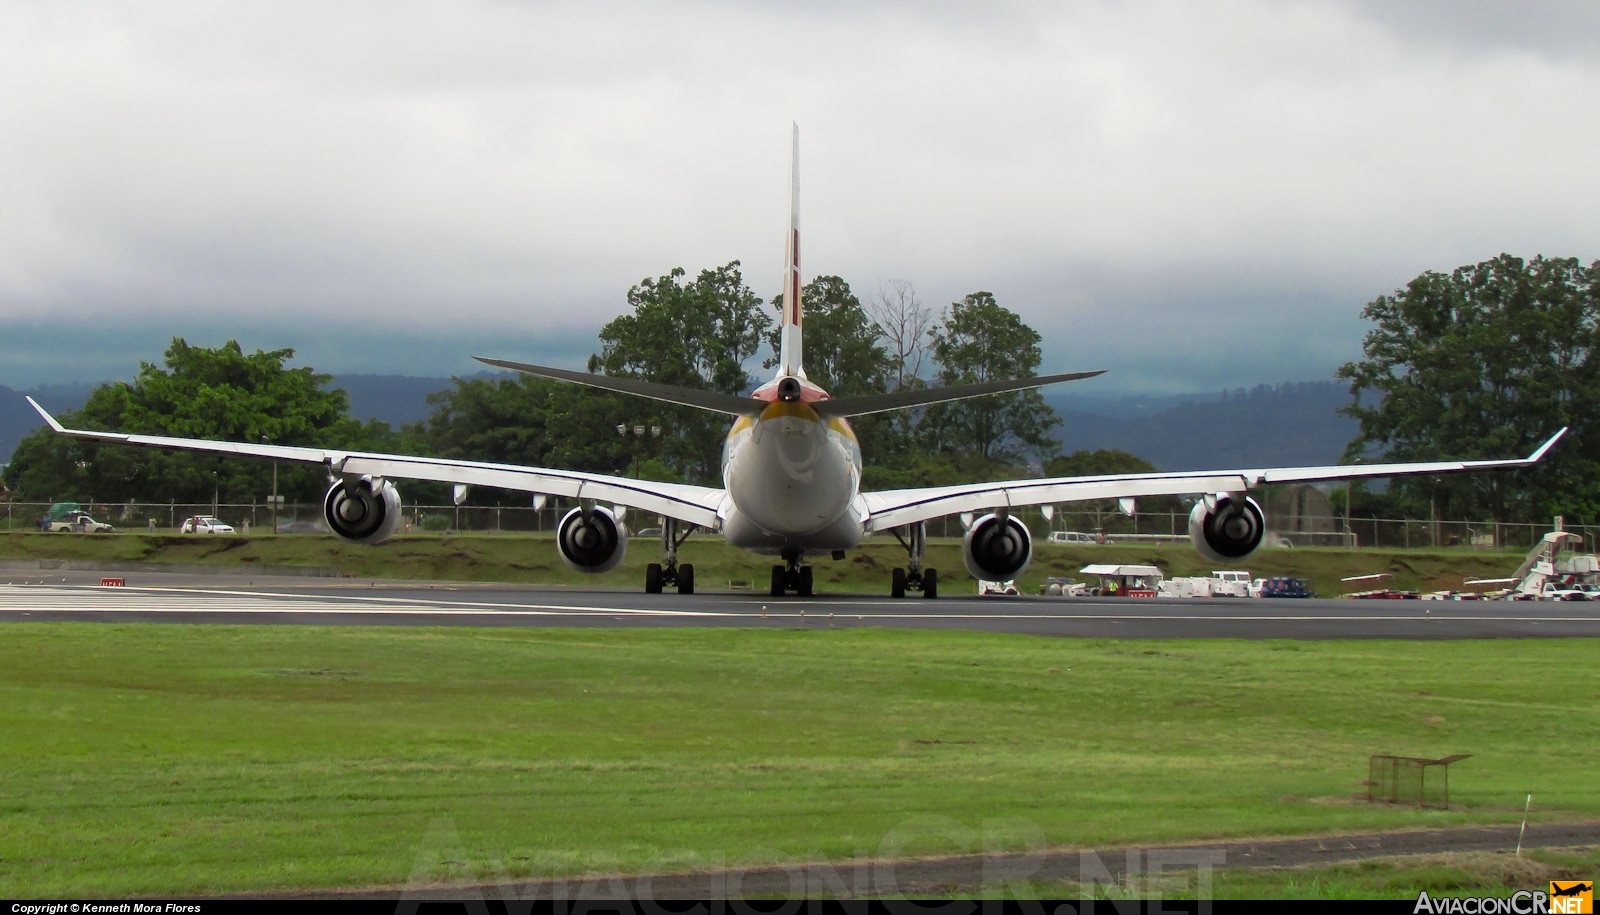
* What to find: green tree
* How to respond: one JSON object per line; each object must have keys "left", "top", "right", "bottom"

{"left": 414, "top": 374, "right": 666, "bottom": 497}
{"left": 1336, "top": 255, "right": 1600, "bottom": 524}
{"left": 3, "top": 338, "right": 397, "bottom": 504}
{"left": 588, "top": 262, "right": 771, "bottom": 482}
{"left": 1042, "top": 449, "right": 1183, "bottom": 518}
{"left": 765, "top": 275, "right": 889, "bottom": 396}
{"left": 922, "top": 292, "right": 1061, "bottom": 463}
{"left": 767, "top": 274, "right": 894, "bottom": 457}
{"left": 1043, "top": 449, "right": 1157, "bottom": 477}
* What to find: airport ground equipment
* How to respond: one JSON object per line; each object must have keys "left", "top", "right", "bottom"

{"left": 1157, "top": 576, "right": 1213, "bottom": 598}
{"left": 1366, "top": 754, "right": 1470, "bottom": 809}
{"left": 977, "top": 579, "right": 1020, "bottom": 596}
{"left": 1462, "top": 528, "right": 1600, "bottom": 599}
{"left": 1210, "top": 570, "right": 1252, "bottom": 597}
{"left": 1081, "top": 563, "right": 1163, "bottom": 597}
{"left": 1157, "top": 570, "right": 1255, "bottom": 598}
{"left": 1259, "top": 576, "right": 1314, "bottom": 598}
{"left": 1040, "top": 576, "right": 1087, "bottom": 596}
{"left": 1512, "top": 531, "right": 1590, "bottom": 598}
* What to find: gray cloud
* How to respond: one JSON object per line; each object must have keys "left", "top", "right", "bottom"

{"left": 0, "top": 0, "right": 1595, "bottom": 391}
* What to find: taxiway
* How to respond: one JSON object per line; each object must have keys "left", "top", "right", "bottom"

{"left": 1, "top": 572, "right": 1596, "bottom": 638}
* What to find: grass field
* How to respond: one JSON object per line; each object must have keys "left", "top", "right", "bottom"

{"left": 0, "top": 530, "right": 1534, "bottom": 597}
{"left": 1, "top": 624, "right": 1595, "bottom": 896}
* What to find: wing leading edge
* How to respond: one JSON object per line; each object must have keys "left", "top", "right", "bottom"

{"left": 25, "top": 398, "right": 727, "bottom": 528}
{"left": 859, "top": 428, "right": 1568, "bottom": 532}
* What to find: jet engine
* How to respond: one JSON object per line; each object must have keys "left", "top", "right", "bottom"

{"left": 556, "top": 506, "right": 627, "bottom": 574}
{"left": 1188, "top": 494, "right": 1266, "bottom": 562}
{"left": 323, "top": 476, "right": 402, "bottom": 544}
{"left": 962, "top": 512, "right": 1033, "bottom": 581}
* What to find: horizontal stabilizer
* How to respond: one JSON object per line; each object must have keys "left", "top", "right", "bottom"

{"left": 813, "top": 370, "right": 1105, "bottom": 417}
{"left": 475, "top": 357, "right": 766, "bottom": 415}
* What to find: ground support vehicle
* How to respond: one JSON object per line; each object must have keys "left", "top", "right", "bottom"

{"left": 1210, "top": 570, "right": 1252, "bottom": 597}
{"left": 1081, "top": 563, "right": 1163, "bottom": 597}
{"left": 1039, "top": 577, "right": 1087, "bottom": 596}
{"left": 42, "top": 512, "right": 116, "bottom": 533}
{"left": 1259, "top": 576, "right": 1314, "bottom": 598}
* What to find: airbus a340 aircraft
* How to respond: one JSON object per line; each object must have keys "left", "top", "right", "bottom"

{"left": 29, "top": 128, "right": 1566, "bottom": 598}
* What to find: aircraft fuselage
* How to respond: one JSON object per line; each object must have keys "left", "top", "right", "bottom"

{"left": 719, "top": 377, "right": 864, "bottom": 555}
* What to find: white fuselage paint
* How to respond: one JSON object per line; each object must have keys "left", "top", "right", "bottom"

{"left": 719, "top": 398, "right": 864, "bottom": 555}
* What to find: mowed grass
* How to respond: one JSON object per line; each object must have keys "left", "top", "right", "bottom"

{"left": 0, "top": 530, "right": 1533, "bottom": 598}
{"left": 0, "top": 625, "right": 1596, "bottom": 896}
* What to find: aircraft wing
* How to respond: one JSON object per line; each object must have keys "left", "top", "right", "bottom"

{"left": 859, "top": 428, "right": 1568, "bottom": 532}
{"left": 26, "top": 398, "right": 728, "bottom": 528}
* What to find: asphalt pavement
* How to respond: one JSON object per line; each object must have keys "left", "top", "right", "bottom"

{"left": 2, "top": 571, "right": 1597, "bottom": 638}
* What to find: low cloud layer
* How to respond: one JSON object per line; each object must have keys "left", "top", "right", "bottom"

{"left": 1, "top": 0, "right": 1596, "bottom": 390}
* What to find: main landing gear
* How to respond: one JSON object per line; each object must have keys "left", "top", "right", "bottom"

{"left": 890, "top": 522, "right": 938, "bottom": 599}
{"left": 644, "top": 518, "right": 697, "bottom": 594}
{"left": 770, "top": 550, "right": 814, "bottom": 597}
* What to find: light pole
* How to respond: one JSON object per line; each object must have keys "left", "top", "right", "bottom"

{"left": 616, "top": 423, "right": 663, "bottom": 478}
{"left": 264, "top": 436, "right": 279, "bottom": 536}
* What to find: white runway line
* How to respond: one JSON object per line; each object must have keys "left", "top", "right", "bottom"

{"left": 0, "top": 585, "right": 717, "bottom": 617}
{"left": 0, "top": 585, "right": 1596, "bottom": 624}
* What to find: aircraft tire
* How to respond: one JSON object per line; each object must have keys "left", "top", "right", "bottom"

{"left": 923, "top": 568, "right": 938, "bottom": 599}
{"left": 770, "top": 565, "right": 786, "bottom": 596}
{"left": 677, "top": 563, "right": 695, "bottom": 595}
{"left": 798, "top": 566, "right": 814, "bottom": 597}
{"left": 645, "top": 563, "right": 663, "bottom": 594}
{"left": 891, "top": 568, "right": 907, "bottom": 598}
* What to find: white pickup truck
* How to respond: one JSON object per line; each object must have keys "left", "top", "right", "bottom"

{"left": 1539, "top": 582, "right": 1589, "bottom": 601}
{"left": 43, "top": 512, "right": 116, "bottom": 533}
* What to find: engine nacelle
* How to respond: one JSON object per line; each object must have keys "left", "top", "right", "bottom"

{"left": 556, "top": 506, "right": 627, "bottom": 574}
{"left": 323, "top": 477, "right": 402, "bottom": 544}
{"left": 962, "top": 512, "right": 1033, "bottom": 581}
{"left": 1188, "top": 495, "right": 1266, "bottom": 562}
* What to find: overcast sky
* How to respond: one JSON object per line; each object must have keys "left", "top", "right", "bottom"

{"left": 1, "top": 0, "right": 1596, "bottom": 392}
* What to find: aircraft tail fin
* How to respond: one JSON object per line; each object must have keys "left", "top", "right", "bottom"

{"left": 777, "top": 122, "right": 805, "bottom": 379}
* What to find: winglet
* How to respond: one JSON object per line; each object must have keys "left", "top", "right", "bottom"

{"left": 26, "top": 396, "right": 66, "bottom": 434}
{"left": 1528, "top": 427, "right": 1568, "bottom": 463}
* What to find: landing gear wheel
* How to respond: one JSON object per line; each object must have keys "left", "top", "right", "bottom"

{"left": 645, "top": 563, "right": 663, "bottom": 594}
{"left": 891, "top": 568, "right": 907, "bottom": 598}
{"left": 798, "top": 566, "right": 814, "bottom": 597}
{"left": 770, "top": 565, "right": 787, "bottom": 596}
{"left": 677, "top": 563, "right": 695, "bottom": 595}
{"left": 922, "top": 568, "right": 938, "bottom": 599}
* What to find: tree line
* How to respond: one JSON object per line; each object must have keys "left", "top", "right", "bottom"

{"left": 8, "top": 253, "right": 1595, "bottom": 528}
{"left": 3, "top": 263, "right": 1111, "bottom": 507}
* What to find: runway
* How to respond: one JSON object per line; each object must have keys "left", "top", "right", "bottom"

{"left": 2, "top": 572, "right": 1597, "bottom": 638}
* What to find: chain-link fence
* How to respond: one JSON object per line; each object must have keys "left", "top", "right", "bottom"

{"left": 0, "top": 498, "right": 1590, "bottom": 551}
